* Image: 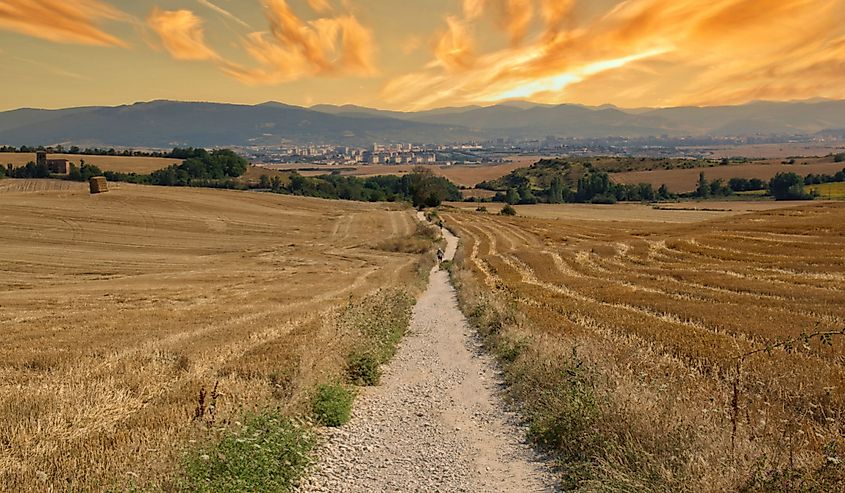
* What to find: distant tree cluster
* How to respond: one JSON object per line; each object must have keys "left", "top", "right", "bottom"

{"left": 2, "top": 148, "right": 249, "bottom": 188}
{"left": 574, "top": 170, "right": 673, "bottom": 204}
{"left": 727, "top": 177, "right": 767, "bottom": 192}
{"left": 834, "top": 153, "right": 845, "bottom": 163}
{"left": 479, "top": 160, "right": 674, "bottom": 205}
{"left": 692, "top": 167, "right": 845, "bottom": 201}
{"left": 147, "top": 149, "right": 248, "bottom": 186}
{"left": 490, "top": 169, "right": 673, "bottom": 205}
{"left": 693, "top": 172, "right": 734, "bottom": 198}
{"left": 266, "top": 167, "right": 461, "bottom": 207}
{"left": 769, "top": 172, "right": 814, "bottom": 201}
{"left": 0, "top": 145, "right": 205, "bottom": 159}
{"left": 804, "top": 168, "right": 845, "bottom": 185}
{"left": 5, "top": 161, "right": 50, "bottom": 178}
{"left": 68, "top": 162, "right": 105, "bottom": 181}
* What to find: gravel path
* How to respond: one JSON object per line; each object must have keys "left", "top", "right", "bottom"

{"left": 295, "top": 219, "right": 556, "bottom": 492}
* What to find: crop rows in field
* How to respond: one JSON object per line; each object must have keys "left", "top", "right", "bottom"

{"left": 444, "top": 203, "right": 845, "bottom": 483}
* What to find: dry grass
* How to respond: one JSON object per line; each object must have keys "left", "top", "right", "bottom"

{"left": 444, "top": 202, "right": 845, "bottom": 491}
{"left": 0, "top": 152, "right": 181, "bottom": 173}
{"left": 0, "top": 178, "right": 91, "bottom": 193}
{"left": 238, "top": 165, "right": 292, "bottom": 186}
{"left": 0, "top": 184, "right": 425, "bottom": 492}
{"left": 444, "top": 201, "right": 800, "bottom": 223}
{"left": 809, "top": 182, "right": 845, "bottom": 200}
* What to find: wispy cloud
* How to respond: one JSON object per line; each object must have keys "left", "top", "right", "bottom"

{"left": 0, "top": 0, "right": 127, "bottom": 47}
{"left": 14, "top": 56, "right": 92, "bottom": 81}
{"left": 307, "top": 0, "right": 334, "bottom": 14}
{"left": 196, "top": 0, "right": 251, "bottom": 29}
{"left": 224, "top": 0, "right": 376, "bottom": 84}
{"left": 384, "top": 0, "right": 845, "bottom": 109}
{"left": 433, "top": 16, "right": 475, "bottom": 71}
{"left": 147, "top": 7, "right": 219, "bottom": 61}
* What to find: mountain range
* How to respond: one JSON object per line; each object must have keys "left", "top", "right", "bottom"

{"left": 1, "top": 99, "right": 844, "bottom": 148}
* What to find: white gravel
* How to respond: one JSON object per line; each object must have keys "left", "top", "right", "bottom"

{"left": 295, "top": 222, "right": 556, "bottom": 492}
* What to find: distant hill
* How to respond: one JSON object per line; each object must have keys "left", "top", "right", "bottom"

{"left": 478, "top": 159, "right": 590, "bottom": 191}
{"left": 0, "top": 101, "right": 475, "bottom": 148}
{"left": 2, "top": 99, "right": 845, "bottom": 148}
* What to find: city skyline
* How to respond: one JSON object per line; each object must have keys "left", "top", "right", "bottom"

{"left": 2, "top": 0, "right": 845, "bottom": 111}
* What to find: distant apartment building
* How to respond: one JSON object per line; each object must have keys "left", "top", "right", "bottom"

{"left": 362, "top": 151, "right": 381, "bottom": 164}
{"left": 36, "top": 151, "right": 71, "bottom": 174}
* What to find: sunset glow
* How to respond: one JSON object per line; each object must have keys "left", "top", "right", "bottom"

{"left": 1, "top": 0, "right": 844, "bottom": 110}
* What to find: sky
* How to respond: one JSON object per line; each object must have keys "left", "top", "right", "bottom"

{"left": 1, "top": 0, "right": 845, "bottom": 111}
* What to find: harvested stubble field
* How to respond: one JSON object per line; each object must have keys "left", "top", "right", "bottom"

{"left": 445, "top": 200, "right": 801, "bottom": 223}
{"left": 443, "top": 202, "right": 845, "bottom": 491}
{"left": 0, "top": 152, "right": 181, "bottom": 173}
{"left": 0, "top": 181, "right": 426, "bottom": 491}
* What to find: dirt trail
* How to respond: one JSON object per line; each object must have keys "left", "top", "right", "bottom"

{"left": 296, "top": 215, "right": 555, "bottom": 492}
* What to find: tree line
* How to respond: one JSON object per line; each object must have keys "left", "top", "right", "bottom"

{"left": 0, "top": 149, "right": 460, "bottom": 208}
{"left": 2, "top": 148, "right": 249, "bottom": 187}
{"left": 692, "top": 167, "right": 845, "bottom": 200}
{"left": 258, "top": 167, "right": 462, "bottom": 208}
{"left": 0, "top": 145, "right": 199, "bottom": 159}
{"left": 484, "top": 170, "right": 674, "bottom": 205}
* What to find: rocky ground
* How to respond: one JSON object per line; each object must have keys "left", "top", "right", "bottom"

{"left": 295, "top": 225, "right": 556, "bottom": 493}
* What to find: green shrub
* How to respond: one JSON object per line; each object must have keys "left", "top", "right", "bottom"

{"left": 496, "top": 337, "right": 529, "bottom": 363}
{"left": 500, "top": 204, "right": 517, "bottom": 216}
{"left": 769, "top": 172, "right": 813, "bottom": 201}
{"left": 180, "top": 412, "right": 314, "bottom": 493}
{"left": 590, "top": 194, "right": 617, "bottom": 204}
{"left": 346, "top": 352, "right": 382, "bottom": 386}
{"left": 342, "top": 290, "right": 414, "bottom": 389}
{"left": 312, "top": 384, "right": 354, "bottom": 427}
{"left": 834, "top": 153, "right": 845, "bottom": 163}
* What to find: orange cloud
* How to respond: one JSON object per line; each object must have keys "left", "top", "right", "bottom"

{"left": 307, "top": 0, "right": 334, "bottom": 14}
{"left": 401, "top": 35, "right": 422, "bottom": 55}
{"left": 460, "top": 0, "right": 535, "bottom": 45}
{"left": 226, "top": 0, "right": 376, "bottom": 84}
{"left": 434, "top": 16, "right": 475, "bottom": 71}
{"left": 147, "top": 8, "right": 219, "bottom": 61}
{"left": 539, "top": 0, "right": 574, "bottom": 38}
{"left": 499, "top": 0, "right": 533, "bottom": 45}
{"left": 384, "top": 0, "right": 845, "bottom": 109}
{"left": 196, "top": 0, "right": 251, "bottom": 29}
{"left": 463, "top": 0, "right": 485, "bottom": 20}
{"left": 0, "top": 0, "right": 127, "bottom": 46}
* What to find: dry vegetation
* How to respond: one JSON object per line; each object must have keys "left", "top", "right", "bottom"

{"left": 0, "top": 152, "right": 181, "bottom": 173}
{"left": 445, "top": 201, "right": 801, "bottom": 223}
{"left": 262, "top": 159, "right": 532, "bottom": 187}
{"left": 810, "top": 182, "right": 845, "bottom": 200}
{"left": 444, "top": 203, "right": 845, "bottom": 491}
{"left": 0, "top": 183, "right": 429, "bottom": 491}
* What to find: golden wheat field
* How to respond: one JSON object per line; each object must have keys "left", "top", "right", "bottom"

{"left": 0, "top": 180, "right": 424, "bottom": 491}
{"left": 444, "top": 202, "right": 845, "bottom": 491}
{"left": 0, "top": 152, "right": 181, "bottom": 173}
